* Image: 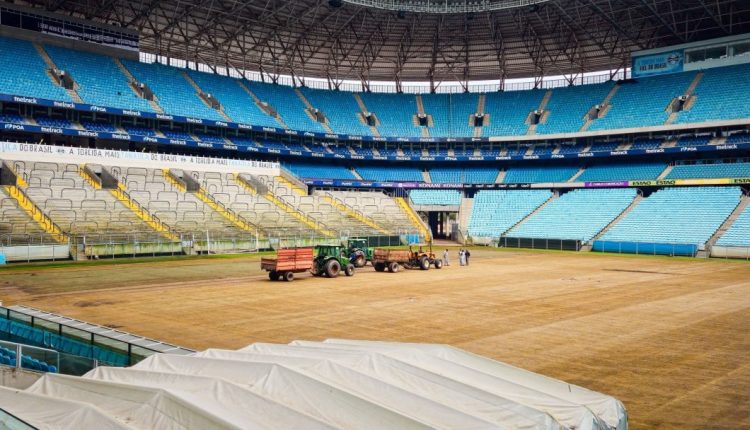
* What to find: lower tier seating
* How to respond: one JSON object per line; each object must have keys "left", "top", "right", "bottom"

{"left": 355, "top": 166, "right": 423, "bottom": 182}
{"left": 503, "top": 166, "right": 579, "bottom": 183}
{"left": 506, "top": 189, "right": 637, "bottom": 242}
{"left": 716, "top": 203, "right": 750, "bottom": 247}
{"left": 468, "top": 190, "right": 551, "bottom": 237}
{"left": 599, "top": 187, "right": 740, "bottom": 246}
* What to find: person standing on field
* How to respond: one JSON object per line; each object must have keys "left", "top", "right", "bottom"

{"left": 465, "top": 249, "right": 471, "bottom": 265}
{"left": 459, "top": 249, "right": 466, "bottom": 266}
{"left": 443, "top": 249, "right": 450, "bottom": 266}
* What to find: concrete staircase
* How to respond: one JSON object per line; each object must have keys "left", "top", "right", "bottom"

{"left": 351, "top": 168, "right": 363, "bottom": 179}
{"left": 581, "top": 83, "right": 620, "bottom": 132}
{"left": 501, "top": 194, "right": 557, "bottom": 237}
{"left": 568, "top": 167, "right": 586, "bottom": 182}
{"left": 320, "top": 192, "right": 390, "bottom": 235}
{"left": 473, "top": 94, "right": 486, "bottom": 138}
{"left": 422, "top": 170, "right": 432, "bottom": 183}
{"left": 495, "top": 169, "right": 506, "bottom": 184}
{"left": 415, "top": 95, "right": 430, "bottom": 138}
{"left": 353, "top": 93, "right": 380, "bottom": 137}
{"left": 236, "top": 81, "right": 288, "bottom": 128}
{"left": 527, "top": 90, "right": 553, "bottom": 135}
{"left": 110, "top": 183, "right": 180, "bottom": 241}
{"left": 457, "top": 197, "right": 474, "bottom": 241}
{"left": 3, "top": 185, "right": 67, "bottom": 243}
{"left": 700, "top": 194, "right": 750, "bottom": 257}
{"left": 395, "top": 196, "right": 432, "bottom": 241}
{"left": 34, "top": 43, "right": 83, "bottom": 103}
{"left": 665, "top": 72, "right": 703, "bottom": 125}
{"left": 182, "top": 72, "right": 233, "bottom": 122}
{"left": 657, "top": 164, "right": 674, "bottom": 179}
{"left": 295, "top": 89, "right": 334, "bottom": 134}
{"left": 113, "top": 58, "right": 164, "bottom": 113}
{"left": 585, "top": 194, "right": 644, "bottom": 250}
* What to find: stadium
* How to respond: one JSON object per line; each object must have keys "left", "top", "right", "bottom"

{"left": 0, "top": 0, "right": 747, "bottom": 428}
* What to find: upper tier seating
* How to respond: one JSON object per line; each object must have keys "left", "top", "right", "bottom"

{"left": 589, "top": 72, "right": 697, "bottom": 130}
{"left": 676, "top": 63, "right": 750, "bottom": 124}
{"left": 359, "top": 93, "right": 420, "bottom": 137}
{"left": 300, "top": 88, "right": 372, "bottom": 136}
{"left": 666, "top": 161, "right": 750, "bottom": 179}
{"left": 44, "top": 45, "right": 154, "bottom": 112}
{"left": 186, "top": 70, "right": 280, "bottom": 128}
{"left": 630, "top": 138, "right": 663, "bottom": 150}
{"left": 0, "top": 37, "right": 72, "bottom": 102}
{"left": 429, "top": 167, "right": 498, "bottom": 184}
{"left": 81, "top": 121, "right": 118, "bottom": 133}
{"left": 503, "top": 166, "right": 579, "bottom": 183}
{"left": 420, "top": 93, "right": 479, "bottom": 137}
{"left": 576, "top": 163, "right": 666, "bottom": 182}
{"left": 468, "top": 190, "right": 552, "bottom": 237}
{"left": 482, "top": 90, "right": 545, "bottom": 137}
{"left": 285, "top": 163, "right": 356, "bottom": 180}
{"left": 716, "top": 202, "right": 750, "bottom": 247}
{"left": 537, "top": 82, "right": 615, "bottom": 134}
{"left": 600, "top": 186, "right": 741, "bottom": 245}
{"left": 355, "top": 166, "right": 423, "bottom": 182}
{"left": 121, "top": 60, "right": 224, "bottom": 121}
{"left": 409, "top": 190, "right": 462, "bottom": 206}
{"left": 245, "top": 82, "right": 326, "bottom": 133}
{"left": 507, "top": 188, "right": 637, "bottom": 242}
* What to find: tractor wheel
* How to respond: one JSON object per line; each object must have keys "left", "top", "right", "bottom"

{"left": 434, "top": 259, "right": 443, "bottom": 269}
{"left": 268, "top": 271, "right": 278, "bottom": 281}
{"left": 420, "top": 256, "right": 430, "bottom": 270}
{"left": 283, "top": 271, "right": 295, "bottom": 282}
{"left": 345, "top": 264, "right": 355, "bottom": 277}
{"left": 374, "top": 262, "right": 386, "bottom": 272}
{"left": 353, "top": 253, "right": 366, "bottom": 268}
{"left": 325, "top": 259, "right": 341, "bottom": 278}
{"left": 388, "top": 262, "right": 400, "bottom": 273}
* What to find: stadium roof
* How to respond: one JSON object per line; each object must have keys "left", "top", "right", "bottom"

{"left": 23, "top": 0, "right": 750, "bottom": 90}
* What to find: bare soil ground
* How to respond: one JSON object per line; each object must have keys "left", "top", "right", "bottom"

{"left": 1, "top": 248, "right": 748, "bottom": 429}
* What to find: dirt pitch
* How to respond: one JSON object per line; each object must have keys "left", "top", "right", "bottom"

{"left": 1, "top": 248, "right": 748, "bottom": 430}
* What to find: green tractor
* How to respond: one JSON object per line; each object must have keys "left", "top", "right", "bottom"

{"left": 345, "top": 238, "right": 374, "bottom": 268}
{"left": 312, "top": 245, "right": 355, "bottom": 278}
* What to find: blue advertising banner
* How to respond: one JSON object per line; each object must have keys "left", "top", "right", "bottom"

{"left": 632, "top": 50, "right": 684, "bottom": 78}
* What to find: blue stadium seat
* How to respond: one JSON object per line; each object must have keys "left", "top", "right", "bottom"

{"left": 300, "top": 87, "right": 372, "bottom": 136}
{"left": 576, "top": 163, "right": 666, "bottom": 182}
{"left": 717, "top": 203, "right": 750, "bottom": 247}
{"left": 468, "top": 190, "right": 551, "bottom": 237}
{"left": 503, "top": 166, "right": 579, "bottom": 183}
{"left": 355, "top": 166, "right": 423, "bottom": 182}
{"left": 0, "top": 37, "right": 72, "bottom": 102}
{"left": 409, "top": 190, "right": 462, "bottom": 206}
{"left": 666, "top": 162, "right": 750, "bottom": 179}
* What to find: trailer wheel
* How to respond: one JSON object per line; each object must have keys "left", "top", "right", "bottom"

{"left": 388, "top": 262, "right": 400, "bottom": 273}
{"left": 419, "top": 256, "right": 430, "bottom": 270}
{"left": 325, "top": 259, "right": 341, "bottom": 278}
{"left": 283, "top": 271, "right": 294, "bottom": 282}
{"left": 268, "top": 271, "right": 278, "bottom": 281}
{"left": 344, "top": 264, "right": 355, "bottom": 277}
{"left": 434, "top": 259, "right": 443, "bottom": 269}
{"left": 374, "top": 262, "right": 386, "bottom": 272}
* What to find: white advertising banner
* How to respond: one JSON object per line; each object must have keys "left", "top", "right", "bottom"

{"left": 0, "top": 142, "right": 279, "bottom": 175}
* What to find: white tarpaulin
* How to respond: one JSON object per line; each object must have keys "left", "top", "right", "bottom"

{"left": 0, "top": 340, "right": 627, "bottom": 430}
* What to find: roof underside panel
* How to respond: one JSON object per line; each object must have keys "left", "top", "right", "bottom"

{"left": 20, "top": 0, "right": 750, "bottom": 82}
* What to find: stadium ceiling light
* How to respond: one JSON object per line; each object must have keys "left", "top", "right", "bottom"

{"left": 341, "top": 0, "right": 552, "bottom": 13}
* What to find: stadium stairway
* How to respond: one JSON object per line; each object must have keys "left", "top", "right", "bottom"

{"left": 234, "top": 174, "right": 334, "bottom": 237}
{"left": 583, "top": 193, "right": 644, "bottom": 251}
{"left": 236, "top": 81, "right": 288, "bottom": 129}
{"left": 700, "top": 193, "right": 750, "bottom": 257}
{"left": 569, "top": 166, "right": 586, "bottom": 182}
{"left": 352, "top": 93, "right": 381, "bottom": 137}
{"left": 527, "top": 90, "right": 553, "bottom": 135}
{"left": 415, "top": 95, "right": 430, "bottom": 138}
{"left": 395, "top": 197, "right": 432, "bottom": 241}
{"left": 657, "top": 164, "right": 674, "bottom": 179}
{"left": 181, "top": 72, "right": 233, "bottom": 122}
{"left": 33, "top": 43, "right": 83, "bottom": 103}
{"left": 495, "top": 169, "right": 506, "bottom": 183}
{"left": 2, "top": 185, "right": 67, "bottom": 244}
{"left": 581, "top": 83, "right": 620, "bottom": 132}
{"left": 421, "top": 170, "right": 432, "bottom": 183}
{"left": 114, "top": 58, "right": 164, "bottom": 113}
{"left": 457, "top": 197, "right": 474, "bottom": 243}
{"left": 163, "top": 169, "right": 261, "bottom": 237}
{"left": 294, "top": 88, "right": 334, "bottom": 134}
{"left": 81, "top": 165, "right": 179, "bottom": 241}
{"left": 665, "top": 72, "right": 703, "bottom": 125}
{"left": 500, "top": 193, "right": 557, "bottom": 237}
{"left": 318, "top": 192, "right": 390, "bottom": 235}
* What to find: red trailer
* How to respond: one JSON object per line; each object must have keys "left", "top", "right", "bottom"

{"left": 261, "top": 247, "right": 314, "bottom": 281}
